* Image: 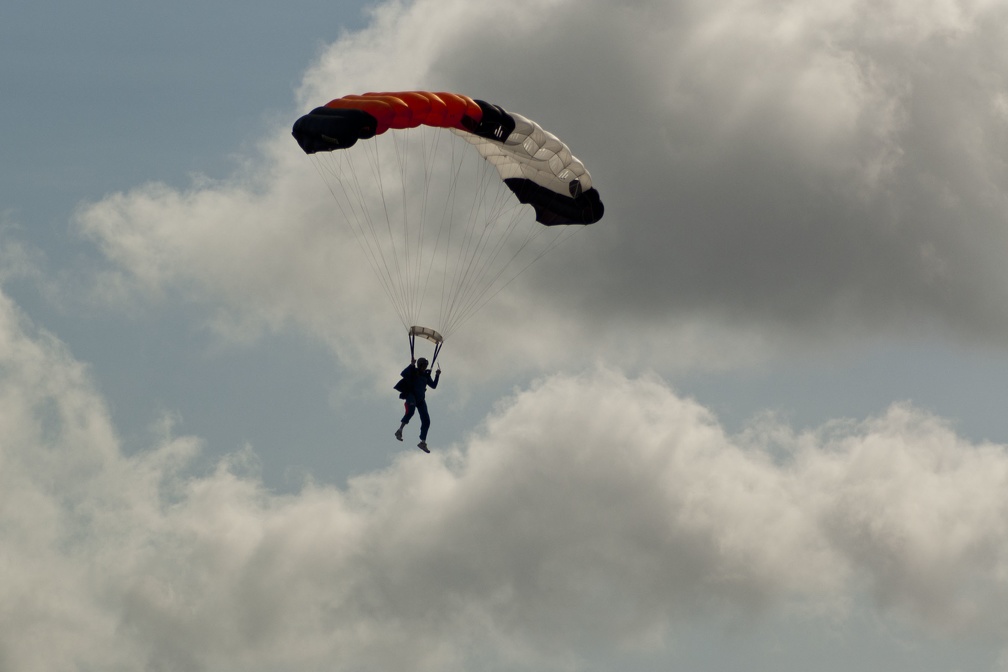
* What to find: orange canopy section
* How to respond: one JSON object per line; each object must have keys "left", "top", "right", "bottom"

{"left": 322, "top": 91, "right": 484, "bottom": 135}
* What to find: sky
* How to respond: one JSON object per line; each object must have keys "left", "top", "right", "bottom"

{"left": 4, "top": 0, "right": 1008, "bottom": 670}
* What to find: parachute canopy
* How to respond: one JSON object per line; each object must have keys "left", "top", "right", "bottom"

{"left": 293, "top": 91, "right": 603, "bottom": 347}
{"left": 293, "top": 91, "right": 604, "bottom": 226}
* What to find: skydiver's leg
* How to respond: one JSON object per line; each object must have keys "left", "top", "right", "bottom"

{"left": 397, "top": 395, "right": 416, "bottom": 441}
{"left": 417, "top": 400, "right": 431, "bottom": 441}
{"left": 401, "top": 395, "right": 417, "bottom": 424}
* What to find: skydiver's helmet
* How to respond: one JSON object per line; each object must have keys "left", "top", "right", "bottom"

{"left": 417, "top": 358, "right": 428, "bottom": 370}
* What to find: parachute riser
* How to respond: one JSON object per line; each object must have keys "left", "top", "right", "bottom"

{"left": 408, "top": 326, "right": 444, "bottom": 369}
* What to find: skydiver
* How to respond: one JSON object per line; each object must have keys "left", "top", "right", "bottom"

{"left": 394, "top": 357, "right": 441, "bottom": 453}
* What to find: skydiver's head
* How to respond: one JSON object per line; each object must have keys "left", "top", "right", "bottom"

{"left": 417, "top": 358, "right": 428, "bottom": 370}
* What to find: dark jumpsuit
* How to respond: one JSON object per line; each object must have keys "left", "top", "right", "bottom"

{"left": 399, "top": 364, "right": 439, "bottom": 441}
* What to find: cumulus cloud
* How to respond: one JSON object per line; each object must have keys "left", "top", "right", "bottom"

{"left": 3, "top": 282, "right": 1008, "bottom": 670}
{"left": 298, "top": 0, "right": 1008, "bottom": 350}
{"left": 74, "top": 0, "right": 1008, "bottom": 376}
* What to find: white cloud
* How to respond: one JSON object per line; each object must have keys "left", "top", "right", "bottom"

{"left": 72, "top": 0, "right": 1008, "bottom": 380}
{"left": 3, "top": 282, "right": 1008, "bottom": 670}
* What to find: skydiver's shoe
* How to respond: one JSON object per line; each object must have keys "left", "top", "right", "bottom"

{"left": 395, "top": 428, "right": 403, "bottom": 441}
{"left": 417, "top": 441, "right": 429, "bottom": 453}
